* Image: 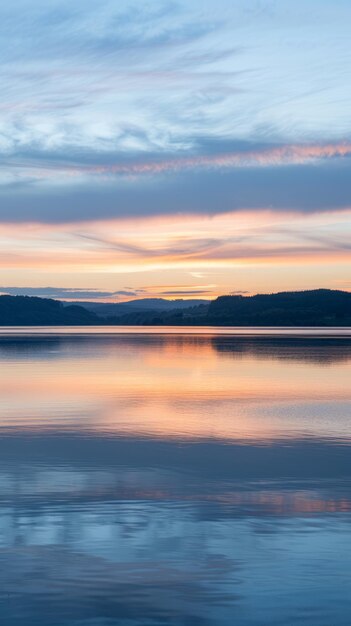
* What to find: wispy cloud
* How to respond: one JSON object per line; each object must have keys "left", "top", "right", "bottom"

{"left": 0, "top": 209, "right": 349, "bottom": 271}
{"left": 0, "top": 286, "right": 140, "bottom": 300}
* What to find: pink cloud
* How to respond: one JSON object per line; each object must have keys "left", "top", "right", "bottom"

{"left": 11, "top": 142, "right": 351, "bottom": 183}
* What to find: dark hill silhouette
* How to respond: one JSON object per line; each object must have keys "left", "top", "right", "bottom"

{"left": 207, "top": 289, "right": 351, "bottom": 326}
{"left": 0, "top": 289, "right": 350, "bottom": 326}
{"left": 0, "top": 295, "right": 99, "bottom": 325}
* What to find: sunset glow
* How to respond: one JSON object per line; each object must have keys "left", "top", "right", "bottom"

{"left": 0, "top": 0, "right": 350, "bottom": 301}
{"left": 0, "top": 209, "right": 350, "bottom": 300}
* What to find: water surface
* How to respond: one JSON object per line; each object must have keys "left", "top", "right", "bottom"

{"left": 0, "top": 327, "right": 350, "bottom": 625}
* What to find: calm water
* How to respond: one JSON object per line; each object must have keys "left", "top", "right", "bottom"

{"left": 0, "top": 327, "right": 350, "bottom": 625}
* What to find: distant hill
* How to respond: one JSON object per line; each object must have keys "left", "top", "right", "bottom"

{"left": 0, "top": 296, "right": 99, "bottom": 325}
{"left": 101, "top": 303, "right": 209, "bottom": 326}
{"left": 207, "top": 289, "right": 351, "bottom": 326}
{"left": 76, "top": 298, "right": 210, "bottom": 317}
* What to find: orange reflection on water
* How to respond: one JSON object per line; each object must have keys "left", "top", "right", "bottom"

{"left": 0, "top": 333, "right": 349, "bottom": 442}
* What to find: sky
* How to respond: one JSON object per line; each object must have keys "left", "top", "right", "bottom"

{"left": 0, "top": 0, "right": 350, "bottom": 301}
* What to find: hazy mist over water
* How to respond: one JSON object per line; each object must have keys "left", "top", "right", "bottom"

{"left": 0, "top": 328, "right": 350, "bottom": 625}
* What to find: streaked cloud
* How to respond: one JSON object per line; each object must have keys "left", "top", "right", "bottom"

{"left": 1, "top": 157, "right": 351, "bottom": 223}
{"left": 0, "top": 287, "right": 140, "bottom": 301}
{"left": 3, "top": 140, "right": 351, "bottom": 182}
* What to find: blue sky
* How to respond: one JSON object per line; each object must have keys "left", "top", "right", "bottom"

{"left": 0, "top": 0, "right": 350, "bottom": 299}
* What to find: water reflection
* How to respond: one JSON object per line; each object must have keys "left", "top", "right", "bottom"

{"left": 0, "top": 329, "right": 350, "bottom": 625}
{"left": 0, "top": 333, "right": 349, "bottom": 441}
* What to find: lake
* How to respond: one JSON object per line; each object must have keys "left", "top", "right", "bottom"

{"left": 0, "top": 327, "right": 350, "bottom": 625}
